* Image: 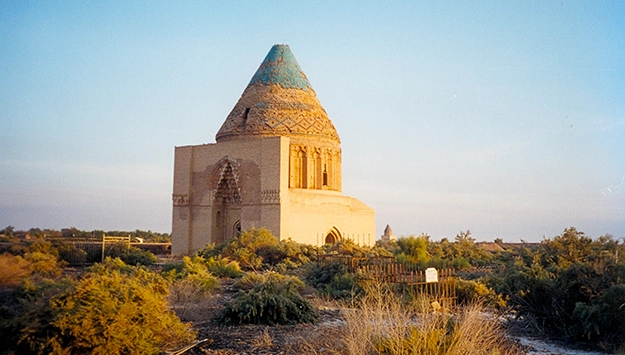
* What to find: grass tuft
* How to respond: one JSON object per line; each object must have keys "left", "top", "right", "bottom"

{"left": 339, "top": 282, "right": 522, "bottom": 355}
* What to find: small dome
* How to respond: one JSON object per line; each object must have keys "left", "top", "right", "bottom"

{"left": 215, "top": 45, "right": 340, "bottom": 143}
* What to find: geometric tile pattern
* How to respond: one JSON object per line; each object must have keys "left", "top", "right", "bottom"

{"left": 215, "top": 45, "right": 340, "bottom": 143}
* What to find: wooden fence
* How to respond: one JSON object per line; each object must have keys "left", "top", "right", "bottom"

{"left": 44, "top": 235, "right": 170, "bottom": 265}
{"left": 319, "top": 255, "right": 456, "bottom": 308}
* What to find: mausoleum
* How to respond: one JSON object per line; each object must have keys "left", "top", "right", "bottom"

{"left": 171, "top": 44, "right": 375, "bottom": 255}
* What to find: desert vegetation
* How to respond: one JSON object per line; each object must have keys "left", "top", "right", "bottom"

{"left": 1, "top": 226, "right": 624, "bottom": 354}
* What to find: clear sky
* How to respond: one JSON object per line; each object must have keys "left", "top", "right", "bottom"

{"left": 1, "top": 1, "right": 624, "bottom": 242}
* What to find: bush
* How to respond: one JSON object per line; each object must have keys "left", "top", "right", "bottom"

{"left": 0, "top": 249, "right": 63, "bottom": 289}
{"left": 162, "top": 256, "right": 219, "bottom": 292}
{"left": 0, "top": 277, "right": 75, "bottom": 354}
{"left": 0, "top": 253, "right": 29, "bottom": 288}
{"left": 165, "top": 257, "right": 221, "bottom": 322}
{"left": 321, "top": 272, "right": 364, "bottom": 300}
{"left": 104, "top": 243, "right": 157, "bottom": 266}
{"left": 55, "top": 242, "right": 88, "bottom": 265}
{"left": 322, "top": 239, "right": 391, "bottom": 258}
{"left": 2, "top": 258, "right": 195, "bottom": 354}
{"left": 205, "top": 257, "right": 244, "bottom": 278}
{"left": 23, "top": 251, "right": 63, "bottom": 279}
{"left": 233, "top": 272, "right": 272, "bottom": 291}
{"left": 197, "top": 228, "right": 318, "bottom": 271}
{"left": 305, "top": 260, "right": 364, "bottom": 300}
{"left": 218, "top": 272, "right": 318, "bottom": 325}
{"left": 305, "top": 260, "right": 349, "bottom": 289}
{"left": 572, "top": 284, "right": 625, "bottom": 352}
{"left": 259, "top": 238, "right": 317, "bottom": 270}
{"left": 496, "top": 232, "right": 625, "bottom": 352}
{"left": 456, "top": 279, "right": 506, "bottom": 309}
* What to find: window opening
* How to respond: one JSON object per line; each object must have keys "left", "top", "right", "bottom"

{"left": 242, "top": 108, "right": 250, "bottom": 123}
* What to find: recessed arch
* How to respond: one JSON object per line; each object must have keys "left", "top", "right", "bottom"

{"left": 211, "top": 157, "right": 241, "bottom": 191}
{"left": 325, "top": 226, "right": 342, "bottom": 245}
{"left": 211, "top": 157, "right": 242, "bottom": 244}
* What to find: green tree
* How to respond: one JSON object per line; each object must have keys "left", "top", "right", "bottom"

{"left": 541, "top": 227, "right": 593, "bottom": 269}
{"left": 395, "top": 234, "right": 431, "bottom": 265}
{"left": 1, "top": 225, "right": 15, "bottom": 236}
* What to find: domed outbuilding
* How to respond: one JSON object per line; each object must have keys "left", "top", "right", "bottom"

{"left": 172, "top": 45, "right": 375, "bottom": 255}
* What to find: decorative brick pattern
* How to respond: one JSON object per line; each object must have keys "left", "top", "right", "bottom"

{"left": 260, "top": 189, "right": 280, "bottom": 204}
{"left": 215, "top": 45, "right": 340, "bottom": 143}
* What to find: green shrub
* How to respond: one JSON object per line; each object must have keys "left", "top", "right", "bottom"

{"left": 321, "top": 272, "right": 364, "bottom": 300}
{"left": 305, "top": 260, "right": 364, "bottom": 300}
{"left": 196, "top": 228, "right": 318, "bottom": 271}
{"left": 233, "top": 272, "right": 271, "bottom": 291}
{"left": 496, "top": 231, "right": 625, "bottom": 352}
{"left": 0, "top": 277, "right": 75, "bottom": 354}
{"left": 205, "top": 257, "right": 244, "bottom": 278}
{"left": 572, "top": 284, "right": 625, "bottom": 352}
{"left": 2, "top": 258, "right": 195, "bottom": 354}
{"left": 322, "top": 239, "right": 391, "bottom": 258}
{"left": 258, "top": 238, "right": 317, "bottom": 270}
{"left": 54, "top": 242, "right": 88, "bottom": 265}
{"left": 305, "top": 260, "right": 349, "bottom": 288}
{"left": 218, "top": 272, "right": 317, "bottom": 325}
{"left": 396, "top": 235, "right": 431, "bottom": 264}
{"left": 104, "top": 243, "right": 157, "bottom": 266}
{"left": 162, "top": 256, "right": 219, "bottom": 292}
{"left": 456, "top": 279, "right": 506, "bottom": 309}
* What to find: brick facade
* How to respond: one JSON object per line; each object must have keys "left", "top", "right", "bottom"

{"left": 172, "top": 45, "right": 374, "bottom": 255}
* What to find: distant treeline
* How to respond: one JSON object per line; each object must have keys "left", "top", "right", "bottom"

{"left": 0, "top": 226, "right": 171, "bottom": 243}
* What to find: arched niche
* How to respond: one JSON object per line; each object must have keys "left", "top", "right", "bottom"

{"left": 325, "top": 227, "right": 342, "bottom": 245}
{"left": 211, "top": 158, "right": 242, "bottom": 244}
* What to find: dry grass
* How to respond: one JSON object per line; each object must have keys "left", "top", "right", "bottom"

{"left": 338, "top": 283, "right": 523, "bottom": 355}
{"left": 251, "top": 328, "right": 273, "bottom": 350}
{"left": 168, "top": 278, "right": 216, "bottom": 322}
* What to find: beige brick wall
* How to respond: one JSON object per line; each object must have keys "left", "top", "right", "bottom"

{"left": 172, "top": 135, "right": 375, "bottom": 255}
{"left": 286, "top": 189, "right": 375, "bottom": 246}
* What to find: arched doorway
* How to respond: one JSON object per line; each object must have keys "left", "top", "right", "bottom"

{"left": 233, "top": 220, "right": 241, "bottom": 237}
{"left": 325, "top": 227, "right": 342, "bottom": 245}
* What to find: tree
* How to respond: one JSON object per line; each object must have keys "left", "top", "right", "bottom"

{"left": 396, "top": 234, "right": 431, "bottom": 264}
{"left": 542, "top": 227, "right": 592, "bottom": 268}
{"left": 1, "top": 225, "right": 15, "bottom": 236}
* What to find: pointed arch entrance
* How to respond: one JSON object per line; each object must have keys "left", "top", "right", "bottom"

{"left": 211, "top": 159, "right": 242, "bottom": 244}
{"left": 325, "top": 226, "right": 342, "bottom": 245}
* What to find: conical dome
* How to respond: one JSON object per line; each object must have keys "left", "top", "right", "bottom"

{"left": 215, "top": 45, "right": 340, "bottom": 143}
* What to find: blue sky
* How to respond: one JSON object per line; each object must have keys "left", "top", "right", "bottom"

{"left": 1, "top": 1, "right": 624, "bottom": 242}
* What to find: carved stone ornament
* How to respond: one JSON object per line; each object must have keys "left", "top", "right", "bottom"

{"left": 172, "top": 194, "right": 190, "bottom": 206}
